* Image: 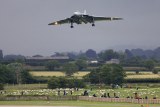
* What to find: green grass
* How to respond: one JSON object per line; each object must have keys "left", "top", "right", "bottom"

{"left": 4, "top": 84, "right": 47, "bottom": 90}
{"left": 0, "top": 101, "right": 159, "bottom": 107}
{"left": 1, "top": 84, "right": 160, "bottom": 106}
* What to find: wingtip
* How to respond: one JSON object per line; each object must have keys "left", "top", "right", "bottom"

{"left": 48, "top": 23, "right": 53, "bottom": 25}
{"left": 113, "top": 17, "right": 123, "bottom": 20}
{"left": 48, "top": 22, "right": 59, "bottom": 25}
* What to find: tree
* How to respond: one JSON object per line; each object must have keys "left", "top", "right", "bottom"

{"left": 85, "top": 49, "right": 97, "bottom": 59}
{"left": 45, "top": 60, "right": 60, "bottom": 71}
{"left": 121, "top": 56, "right": 145, "bottom": 67}
{"left": 144, "top": 60, "right": 155, "bottom": 71}
{"left": 0, "top": 50, "right": 3, "bottom": 61}
{"left": 152, "top": 69, "right": 159, "bottom": 74}
{"left": 48, "top": 77, "right": 60, "bottom": 89}
{"left": 0, "top": 83, "right": 4, "bottom": 90}
{"left": 48, "top": 77, "right": 86, "bottom": 89}
{"left": 98, "top": 49, "right": 119, "bottom": 61}
{"left": 76, "top": 51, "right": 87, "bottom": 60}
{"left": 85, "top": 64, "right": 125, "bottom": 85}
{"left": 103, "top": 64, "right": 125, "bottom": 85}
{"left": 62, "top": 62, "right": 78, "bottom": 77}
{"left": 0, "top": 64, "right": 16, "bottom": 84}
{"left": 75, "top": 59, "right": 87, "bottom": 71}
{"left": 125, "top": 49, "right": 133, "bottom": 59}
{"left": 21, "top": 70, "right": 34, "bottom": 84}
{"left": 0, "top": 63, "right": 35, "bottom": 84}
{"left": 3, "top": 55, "right": 25, "bottom": 63}
{"left": 84, "top": 68, "right": 102, "bottom": 84}
{"left": 7, "top": 63, "right": 23, "bottom": 84}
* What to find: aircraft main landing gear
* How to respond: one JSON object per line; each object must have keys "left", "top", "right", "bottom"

{"left": 92, "top": 18, "right": 95, "bottom": 27}
{"left": 70, "top": 25, "right": 74, "bottom": 28}
{"left": 70, "top": 22, "right": 74, "bottom": 28}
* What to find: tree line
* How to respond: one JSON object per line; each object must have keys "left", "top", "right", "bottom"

{"left": 0, "top": 48, "right": 160, "bottom": 89}
{"left": 0, "top": 63, "right": 34, "bottom": 84}
{"left": 1, "top": 48, "right": 160, "bottom": 68}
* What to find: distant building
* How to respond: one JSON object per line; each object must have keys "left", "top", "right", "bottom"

{"left": 89, "top": 60, "right": 98, "bottom": 64}
{"left": 106, "top": 59, "right": 120, "bottom": 64}
{"left": 87, "top": 60, "right": 99, "bottom": 67}
{"left": 25, "top": 55, "right": 69, "bottom": 66}
{"left": 0, "top": 50, "right": 3, "bottom": 61}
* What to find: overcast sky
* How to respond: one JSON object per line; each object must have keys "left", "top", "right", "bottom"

{"left": 0, "top": 0, "right": 160, "bottom": 56}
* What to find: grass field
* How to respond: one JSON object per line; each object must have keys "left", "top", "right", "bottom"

{"left": 126, "top": 74, "right": 160, "bottom": 79}
{"left": 30, "top": 71, "right": 90, "bottom": 77}
{"left": 30, "top": 71, "right": 160, "bottom": 79}
{"left": 3, "top": 84, "right": 160, "bottom": 99}
{"left": 2, "top": 84, "right": 160, "bottom": 106}
{"left": 4, "top": 84, "right": 47, "bottom": 90}
{"left": 0, "top": 101, "right": 159, "bottom": 107}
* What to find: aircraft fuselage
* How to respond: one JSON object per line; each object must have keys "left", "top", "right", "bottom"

{"left": 48, "top": 11, "right": 122, "bottom": 28}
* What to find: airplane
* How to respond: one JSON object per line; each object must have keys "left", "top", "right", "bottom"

{"left": 48, "top": 10, "right": 122, "bottom": 28}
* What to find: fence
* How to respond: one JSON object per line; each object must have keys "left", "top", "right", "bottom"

{"left": 79, "top": 96, "right": 160, "bottom": 104}
{"left": 0, "top": 95, "right": 159, "bottom": 104}
{"left": 0, "top": 95, "right": 78, "bottom": 101}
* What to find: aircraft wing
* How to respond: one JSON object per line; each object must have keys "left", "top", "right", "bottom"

{"left": 48, "top": 18, "right": 70, "bottom": 25}
{"left": 93, "top": 16, "right": 123, "bottom": 21}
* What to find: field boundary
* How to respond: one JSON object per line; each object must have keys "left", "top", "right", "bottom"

{"left": 0, "top": 95, "right": 78, "bottom": 101}
{"left": 79, "top": 96, "right": 160, "bottom": 104}
{"left": 0, "top": 95, "right": 159, "bottom": 104}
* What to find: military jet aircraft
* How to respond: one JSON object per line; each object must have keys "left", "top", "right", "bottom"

{"left": 48, "top": 10, "right": 122, "bottom": 28}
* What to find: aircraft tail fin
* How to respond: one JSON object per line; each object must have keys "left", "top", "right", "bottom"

{"left": 84, "top": 10, "right": 87, "bottom": 15}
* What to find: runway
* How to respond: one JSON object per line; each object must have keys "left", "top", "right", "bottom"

{"left": 0, "top": 106, "right": 76, "bottom": 107}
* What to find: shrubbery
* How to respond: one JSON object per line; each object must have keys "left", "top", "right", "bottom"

{"left": 48, "top": 77, "right": 86, "bottom": 89}
{"left": 84, "top": 64, "right": 125, "bottom": 85}
{"left": 0, "top": 83, "right": 4, "bottom": 90}
{"left": 152, "top": 69, "right": 159, "bottom": 74}
{"left": 125, "top": 78, "right": 160, "bottom": 83}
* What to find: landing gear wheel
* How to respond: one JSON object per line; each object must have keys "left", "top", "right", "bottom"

{"left": 92, "top": 23, "right": 95, "bottom": 26}
{"left": 71, "top": 25, "right": 74, "bottom": 28}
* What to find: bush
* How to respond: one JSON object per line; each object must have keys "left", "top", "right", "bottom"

{"left": 125, "top": 78, "right": 160, "bottom": 83}
{"left": 135, "top": 70, "right": 139, "bottom": 74}
{"left": 48, "top": 77, "right": 60, "bottom": 89}
{"left": 152, "top": 69, "right": 159, "bottom": 74}
{"left": 48, "top": 77, "right": 86, "bottom": 89}
{"left": 0, "top": 83, "right": 4, "bottom": 90}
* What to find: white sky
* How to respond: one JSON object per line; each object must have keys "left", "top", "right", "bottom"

{"left": 0, "top": 0, "right": 160, "bottom": 56}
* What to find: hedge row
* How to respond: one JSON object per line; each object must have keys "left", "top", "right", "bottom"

{"left": 125, "top": 78, "right": 160, "bottom": 83}
{"left": 0, "top": 83, "right": 4, "bottom": 90}
{"left": 48, "top": 77, "right": 86, "bottom": 89}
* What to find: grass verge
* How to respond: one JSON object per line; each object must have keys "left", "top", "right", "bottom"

{"left": 0, "top": 101, "right": 159, "bottom": 107}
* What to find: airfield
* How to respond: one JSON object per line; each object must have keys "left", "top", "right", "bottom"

{"left": 0, "top": 106, "right": 74, "bottom": 107}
